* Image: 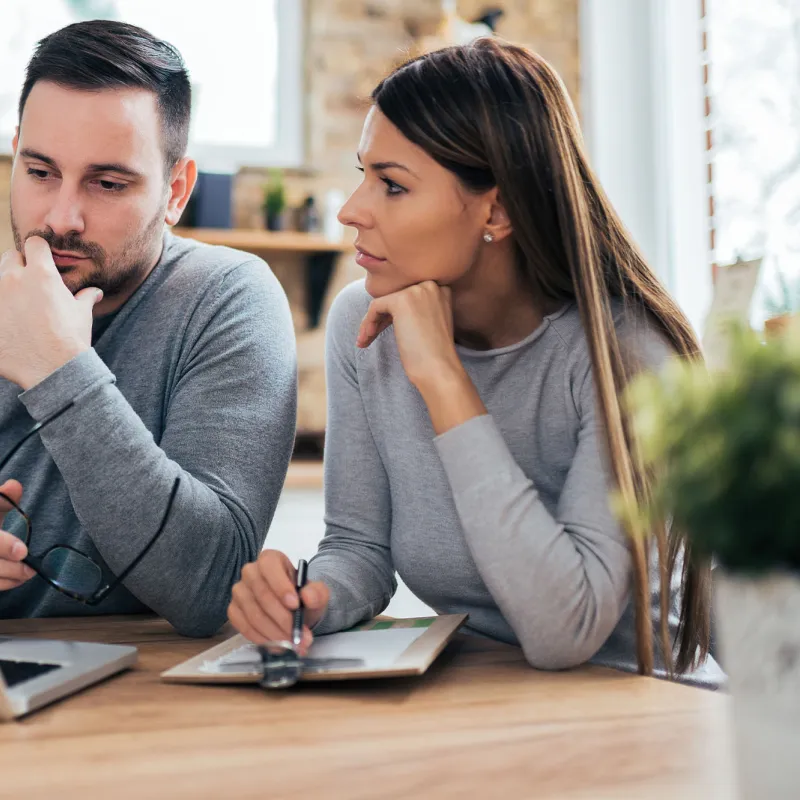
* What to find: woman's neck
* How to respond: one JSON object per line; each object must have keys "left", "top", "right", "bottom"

{"left": 450, "top": 244, "right": 547, "bottom": 351}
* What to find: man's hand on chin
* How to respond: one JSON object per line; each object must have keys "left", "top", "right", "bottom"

{"left": 0, "top": 236, "right": 103, "bottom": 391}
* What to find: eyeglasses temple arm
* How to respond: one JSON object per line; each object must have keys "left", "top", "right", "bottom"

{"left": 0, "top": 402, "right": 76, "bottom": 475}
{"left": 93, "top": 476, "right": 181, "bottom": 604}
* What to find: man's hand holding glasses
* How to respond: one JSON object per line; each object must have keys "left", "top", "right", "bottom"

{"left": 0, "top": 403, "right": 180, "bottom": 605}
{"left": 0, "top": 479, "right": 35, "bottom": 591}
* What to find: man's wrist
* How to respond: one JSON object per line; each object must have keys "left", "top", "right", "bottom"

{"left": 17, "top": 342, "right": 90, "bottom": 391}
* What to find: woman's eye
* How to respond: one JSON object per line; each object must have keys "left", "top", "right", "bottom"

{"left": 381, "top": 177, "right": 405, "bottom": 196}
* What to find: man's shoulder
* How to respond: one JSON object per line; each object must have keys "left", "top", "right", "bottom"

{"left": 131, "top": 232, "right": 293, "bottom": 344}
{"left": 163, "top": 232, "right": 278, "bottom": 296}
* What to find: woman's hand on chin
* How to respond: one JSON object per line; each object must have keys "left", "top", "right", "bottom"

{"left": 357, "top": 281, "right": 487, "bottom": 434}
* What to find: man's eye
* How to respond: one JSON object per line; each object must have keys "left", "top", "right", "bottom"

{"left": 95, "top": 179, "right": 127, "bottom": 192}
{"left": 27, "top": 168, "right": 50, "bottom": 179}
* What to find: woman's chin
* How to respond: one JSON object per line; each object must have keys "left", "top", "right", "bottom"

{"left": 364, "top": 273, "right": 399, "bottom": 299}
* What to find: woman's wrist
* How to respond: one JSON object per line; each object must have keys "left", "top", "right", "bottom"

{"left": 414, "top": 365, "right": 487, "bottom": 436}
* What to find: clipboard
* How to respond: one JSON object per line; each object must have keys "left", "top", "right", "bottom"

{"left": 161, "top": 614, "right": 468, "bottom": 684}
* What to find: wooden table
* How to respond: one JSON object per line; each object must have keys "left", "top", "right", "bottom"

{"left": 0, "top": 616, "right": 734, "bottom": 799}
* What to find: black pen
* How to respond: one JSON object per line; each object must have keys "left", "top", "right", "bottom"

{"left": 292, "top": 559, "right": 308, "bottom": 649}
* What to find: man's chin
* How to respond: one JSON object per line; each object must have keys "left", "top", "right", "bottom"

{"left": 57, "top": 271, "right": 86, "bottom": 296}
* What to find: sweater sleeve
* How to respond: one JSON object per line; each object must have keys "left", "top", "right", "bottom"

{"left": 18, "top": 259, "right": 297, "bottom": 637}
{"left": 433, "top": 325, "right": 673, "bottom": 670}
{"left": 307, "top": 286, "right": 397, "bottom": 634}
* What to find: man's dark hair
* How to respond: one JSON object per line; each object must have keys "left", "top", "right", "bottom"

{"left": 19, "top": 20, "right": 191, "bottom": 171}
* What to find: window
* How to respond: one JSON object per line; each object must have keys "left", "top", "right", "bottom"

{"left": 0, "top": 0, "right": 304, "bottom": 169}
{"left": 707, "top": 0, "right": 800, "bottom": 325}
{"left": 580, "top": 0, "right": 712, "bottom": 336}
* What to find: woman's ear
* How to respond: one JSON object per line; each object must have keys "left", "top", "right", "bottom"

{"left": 483, "top": 189, "right": 513, "bottom": 243}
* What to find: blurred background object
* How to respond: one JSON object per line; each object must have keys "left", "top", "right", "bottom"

{"left": 262, "top": 169, "right": 287, "bottom": 232}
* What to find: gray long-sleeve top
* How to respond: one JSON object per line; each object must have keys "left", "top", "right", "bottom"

{"left": 309, "top": 280, "right": 723, "bottom": 685}
{"left": 0, "top": 232, "right": 297, "bottom": 636}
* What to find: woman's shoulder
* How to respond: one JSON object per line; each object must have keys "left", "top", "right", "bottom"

{"left": 326, "top": 279, "right": 373, "bottom": 344}
{"left": 547, "top": 298, "right": 676, "bottom": 375}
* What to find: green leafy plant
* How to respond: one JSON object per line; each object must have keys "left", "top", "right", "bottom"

{"left": 617, "top": 320, "right": 800, "bottom": 573}
{"left": 262, "top": 169, "right": 286, "bottom": 218}
{"left": 764, "top": 268, "right": 800, "bottom": 318}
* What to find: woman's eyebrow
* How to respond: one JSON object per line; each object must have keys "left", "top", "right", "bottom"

{"left": 357, "top": 152, "right": 418, "bottom": 178}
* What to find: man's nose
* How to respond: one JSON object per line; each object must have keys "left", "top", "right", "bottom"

{"left": 42, "top": 185, "right": 85, "bottom": 238}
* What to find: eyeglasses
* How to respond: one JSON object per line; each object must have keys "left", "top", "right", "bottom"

{"left": 0, "top": 403, "right": 179, "bottom": 605}
{"left": 215, "top": 640, "right": 364, "bottom": 689}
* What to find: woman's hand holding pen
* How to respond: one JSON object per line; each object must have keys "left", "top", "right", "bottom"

{"left": 228, "top": 550, "right": 330, "bottom": 656}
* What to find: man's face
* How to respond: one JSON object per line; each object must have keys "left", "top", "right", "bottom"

{"left": 10, "top": 81, "right": 171, "bottom": 302}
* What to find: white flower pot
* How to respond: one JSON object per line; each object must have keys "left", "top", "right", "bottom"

{"left": 716, "top": 570, "right": 800, "bottom": 798}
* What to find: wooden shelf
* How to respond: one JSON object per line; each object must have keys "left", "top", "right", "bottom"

{"left": 172, "top": 227, "right": 352, "bottom": 254}
{"left": 284, "top": 460, "right": 324, "bottom": 490}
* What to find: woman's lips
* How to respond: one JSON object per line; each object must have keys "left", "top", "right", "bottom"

{"left": 355, "top": 247, "right": 387, "bottom": 269}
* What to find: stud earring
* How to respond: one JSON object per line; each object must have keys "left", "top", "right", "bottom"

{"left": 483, "top": 232, "right": 494, "bottom": 243}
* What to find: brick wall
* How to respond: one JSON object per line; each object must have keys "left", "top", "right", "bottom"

{"left": 235, "top": 0, "right": 580, "bottom": 228}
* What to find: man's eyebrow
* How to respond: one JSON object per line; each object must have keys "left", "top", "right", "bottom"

{"left": 356, "top": 152, "right": 418, "bottom": 178}
{"left": 19, "top": 149, "right": 143, "bottom": 179}
{"left": 85, "top": 162, "right": 143, "bottom": 179}
{"left": 20, "top": 148, "right": 57, "bottom": 168}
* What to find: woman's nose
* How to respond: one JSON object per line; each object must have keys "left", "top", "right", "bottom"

{"left": 338, "top": 186, "right": 371, "bottom": 229}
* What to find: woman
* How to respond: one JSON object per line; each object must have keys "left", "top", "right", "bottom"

{"left": 229, "top": 38, "right": 721, "bottom": 683}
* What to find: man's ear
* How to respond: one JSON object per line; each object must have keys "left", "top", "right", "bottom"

{"left": 483, "top": 188, "right": 513, "bottom": 243}
{"left": 164, "top": 157, "right": 197, "bottom": 226}
{"left": 11, "top": 128, "right": 19, "bottom": 157}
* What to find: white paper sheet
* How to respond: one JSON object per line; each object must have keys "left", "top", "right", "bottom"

{"left": 199, "top": 626, "right": 428, "bottom": 674}
{"left": 307, "top": 627, "right": 427, "bottom": 669}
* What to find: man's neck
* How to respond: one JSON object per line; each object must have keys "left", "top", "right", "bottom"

{"left": 92, "top": 237, "right": 165, "bottom": 318}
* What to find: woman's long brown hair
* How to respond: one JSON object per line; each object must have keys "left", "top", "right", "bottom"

{"left": 373, "top": 38, "right": 711, "bottom": 675}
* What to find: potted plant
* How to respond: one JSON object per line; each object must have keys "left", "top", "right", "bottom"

{"left": 618, "top": 321, "right": 800, "bottom": 798}
{"left": 262, "top": 168, "right": 286, "bottom": 231}
{"left": 764, "top": 268, "right": 800, "bottom": 336}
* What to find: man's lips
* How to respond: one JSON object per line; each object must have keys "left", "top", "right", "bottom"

{"left": 51, "top": 250, "right": 90, "bottom": 267}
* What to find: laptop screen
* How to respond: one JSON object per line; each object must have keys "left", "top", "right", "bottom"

{"left": 0, "top": 659, "right": 61, "bottom": 688}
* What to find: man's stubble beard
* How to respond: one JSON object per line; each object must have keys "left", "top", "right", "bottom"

{"left": 10, "top": 205, "right": 166, "bottom": 299}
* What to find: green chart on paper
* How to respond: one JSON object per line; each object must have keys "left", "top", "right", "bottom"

{"left": 348, "top": 617, "right": 436, "bottom": 633}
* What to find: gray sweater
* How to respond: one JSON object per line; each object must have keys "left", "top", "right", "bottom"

{"left": 0, "top": 232, "right": 297, "bottom": 636}
{"left": 309, "top": 280, "right": 723, "bottom": 685}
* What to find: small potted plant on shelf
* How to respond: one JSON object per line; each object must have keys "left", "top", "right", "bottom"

{"left": 617, "top": 321, "right": 800, "bottom": 798}
{"left": 262, "top": 168, "right": 286, "bottom": 231}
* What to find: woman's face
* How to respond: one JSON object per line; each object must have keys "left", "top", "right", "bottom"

{"left": 338, "top": 107, "right": 492, "bottom": 298}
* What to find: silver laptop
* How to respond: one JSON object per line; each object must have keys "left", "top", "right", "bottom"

{"left": 0, "top": 638, "right": 137, "bottom": 720}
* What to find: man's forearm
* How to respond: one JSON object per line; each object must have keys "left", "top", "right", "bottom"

{"left": 20, "top": 350, "right": 276, "bottom": 636}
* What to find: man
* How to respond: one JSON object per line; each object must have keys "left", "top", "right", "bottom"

{"left": 0, "top": 21, "right": 297, "bottom": 635}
